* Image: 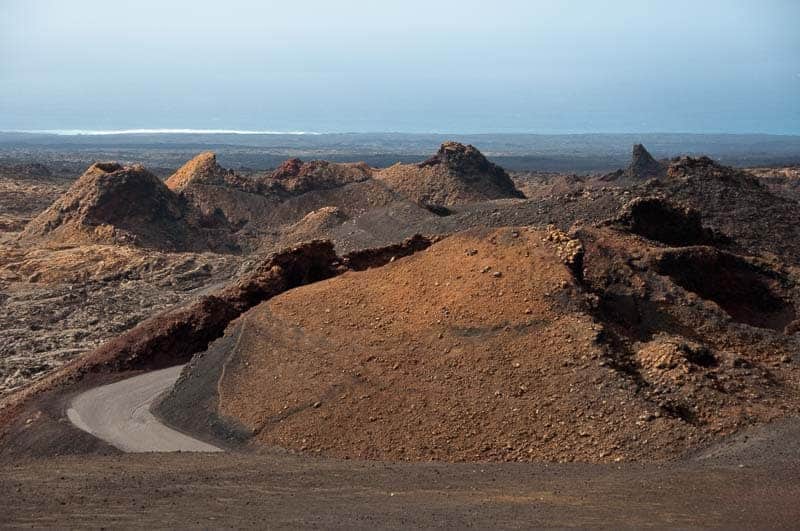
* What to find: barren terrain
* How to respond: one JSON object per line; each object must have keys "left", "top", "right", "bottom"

{"left": 1, "top": 137, "right": 799, "bottom": 526}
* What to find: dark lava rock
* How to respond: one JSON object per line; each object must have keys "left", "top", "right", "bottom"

{"left": 610, "top": 196, "right": 715, "bottom": 246}
{"left": 627, "top": 144, "right": 666, "bottom": 179}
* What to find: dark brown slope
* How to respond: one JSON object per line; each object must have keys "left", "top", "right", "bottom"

{"left": 254, "top": 158, "right": 403, "bottom": 228}
{"left": 747, "top": 165, "right": 800, "bottom": 202}
{"left": 643, "top": 156, "right": 800, "bottom": 263}
{"left": 265, "top": 158, "right": 374, "bottom": 194}
{"left": 376, "top": 141, "right": 525, "bottom": 207}
{"left": 19, "top": 162, "right": 233, "bottom": 252}
{"left": 627, "top": 143, "right": 666, "bottom": 179}
{"left": 165, "top": 152, "right": 272, "bottom": 231}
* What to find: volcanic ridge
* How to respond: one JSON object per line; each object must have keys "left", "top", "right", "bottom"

{"left": 2, "top": 142, "right": 800, "bottom": 466}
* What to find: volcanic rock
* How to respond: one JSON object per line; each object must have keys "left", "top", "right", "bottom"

{"left": 280, "top": 207, "right": 348, "bottom": 243}
{"left": 165, "top": 152, "right": 230, "bottom": 191}
{"left": 19, "top": 162, "right": 230, "bottom": 251}
{"left": 266, "top": 159, "right": 374, "bottom": 195}
{"left": 376, "top": 142, "right": 525, "bottom": 206}
{"left": 0, "top": 162, "right": 52, "bottom": 179}
{"left": 647, "top": 156, "right": 800, "bottom": 263}
{"left": 599, "top": 144, "right": 666, "bottom": 183}
{"left": 627, "top": 144, "right": 666, "bottom": 179}
{"left": 609, "top": 196, "right": 715, "bottom": 246}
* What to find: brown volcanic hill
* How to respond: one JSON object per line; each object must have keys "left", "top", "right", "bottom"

{"left": 165, "top": 152, "right": 270, "bottom": 231}
{"left": 19, "top": 162, "right": 231, "bottom": 251}
{"left": 162, "top": 207, "right": 800, "bottom": 462}
{"left": 267, "top": 158, "right": 374, "bottom": 195}
{"left": 165, "top": 152, "right": 231, "bottom": 191}
{"left": 376, "top": 142, "right": 525, "bottom": 206}
{"left": 643, "top": 156, "right": 800, "bottom": 263}
{"left": 165, "top": 153, "right": 401, "bottom": 241}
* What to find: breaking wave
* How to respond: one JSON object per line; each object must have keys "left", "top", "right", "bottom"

{"left": 6, "top": 128, "right": 322, "bottom": 136}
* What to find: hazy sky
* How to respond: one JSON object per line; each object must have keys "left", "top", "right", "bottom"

{"left": 1, "top": 0, "right": 798, "bottom": 133}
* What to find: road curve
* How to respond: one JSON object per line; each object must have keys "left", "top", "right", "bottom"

{"left": 67, "top": 365, "right": 222, "bottom": 453}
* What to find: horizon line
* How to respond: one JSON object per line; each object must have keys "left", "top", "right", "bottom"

{"left": 2, "top": 129, "right": 799, "bottom": 138}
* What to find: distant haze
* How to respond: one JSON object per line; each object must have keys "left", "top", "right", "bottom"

{"left": 1, "top": 0, "right": 798, "bottom": 134}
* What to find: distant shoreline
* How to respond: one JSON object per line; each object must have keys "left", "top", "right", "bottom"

{"left": 3, "top": 130, "right": 799, "bottom": 138}
{"left": 3, "top": 129, "right": 322, "bottom": 136}
{"left": 2, "top": 131, "right": 798, "bottom": 173}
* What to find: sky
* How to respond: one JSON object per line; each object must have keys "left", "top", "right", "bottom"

{"left": 1, "top": 0, "right": 799, "bottom": 134}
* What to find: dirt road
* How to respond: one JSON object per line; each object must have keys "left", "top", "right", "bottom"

{"left": 8, "top": 359, "right": 800, "bottom": 527}
{"left": 66, "top": 365, "right": 221, "bottom": 453}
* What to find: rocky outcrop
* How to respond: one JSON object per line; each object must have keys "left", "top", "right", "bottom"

{"left": 342, "top": 234, "right": 435, "bottom": 270}
{"left": 376, "top": 142, "right": 525, "bottom": 206}
{"left": 648, "top": 157, "right": 800, "bottom": 263}
{"left": 651, "top": 246, "right": 796, "bottom": 330}
{"left": 627, "top": 144, "right": 665, "bottom": 179}
{"left": 419, "top": 141, "right": 505, "bottom": 175}
{"left": 266, "top": 159, "right": 374, "bottom": 195}
{"left": 165, "top": 152, "right": 230, "bottom": 191}
{"left": 609, "top": 196, "right": 716, "bottom": 246}
{"left": 600, "top": 144, "right": 666, "bottom": 182}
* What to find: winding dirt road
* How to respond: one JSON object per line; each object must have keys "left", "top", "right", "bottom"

{"left": 66, "top": 365, "right": 221, "bottom": 453}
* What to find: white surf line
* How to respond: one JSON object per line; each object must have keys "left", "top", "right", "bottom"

{"left": 67, "top": 365, "right": 222, "bottom": 453}
{"left": 6, "top": 128, "right": 321, "bottom": 135}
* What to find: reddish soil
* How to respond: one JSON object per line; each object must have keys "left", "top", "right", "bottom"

{"left": 3, "top": 144, "right": 800, "bottom": 469}
{"left": 180, "top": 214, "right": 800, "bottom": 463}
